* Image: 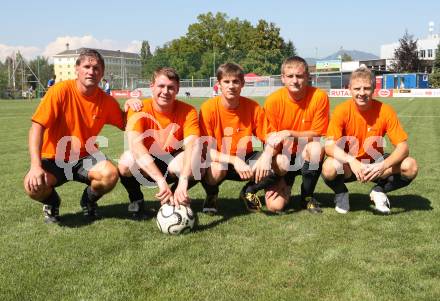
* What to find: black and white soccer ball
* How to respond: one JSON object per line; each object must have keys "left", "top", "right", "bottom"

{"left": 156, "top": 204, "right": 196, "bottom": 235}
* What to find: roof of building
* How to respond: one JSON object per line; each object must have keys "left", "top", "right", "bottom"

{"left": 54, "top": 48, "right": 140, "bottom": 59}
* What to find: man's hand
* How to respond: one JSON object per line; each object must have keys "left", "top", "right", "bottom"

{"left": 25, "top": 165, "right": 47, "bottom": 193}
{"left": 348, "top": 159, "right": 367, "bottom": 183}
{"left": 233, "top": 157, "right": 253, "bottom": 180}
{"left": 155, "top": 178, "right": 174, "bottom": 205}
{"left": 124, "top": 98, "right": 143, "bottom": 112}
{"left": 363, "top": 161, "right": 387, "bottom": 182}
{"left": 253, "top": 152, "right": 272, "bottom": 183}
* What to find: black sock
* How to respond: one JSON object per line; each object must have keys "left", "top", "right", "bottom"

{"left": 300, "top": 161, "right": 322, "bottom": 199}
{"left": 376, "top": 174, "right": 413, "bottom": 193}
{"left": 120, "top": 175, "right": 144, "bottom": 202}
{"left": 284, "top": 171, "right": 296, "bottom": 187}
{"left": 201, "top": 180, "right": 219, "bottom": 196}
{"left": 245, "top": 173, "right": 280, "bottom": 193}
{"left": 323, "top": 174, "right": 348, "bottom": 194}
{"left": 43, "top": 189, "right": 61, "bottom": 207}
{"left": 81, "top": 186, "right": 102, "bottom": 205}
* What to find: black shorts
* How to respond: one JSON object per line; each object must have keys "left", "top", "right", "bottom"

{"left": 144, "top": 150, "right": 182, "bottom": 184}
{"left": 344, "top": 153, "right": 390, "bottom": 183}
{"left": 42, "top": 153, "right": 109, "bottom": 187}
{"left": 222, "top": 151, "right": 262, "bottom": 182}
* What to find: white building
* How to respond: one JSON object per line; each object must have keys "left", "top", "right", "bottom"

{"left": 53, "top": 44, "right": 142, "bottom": 89}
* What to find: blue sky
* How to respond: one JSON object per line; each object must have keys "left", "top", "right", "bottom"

{"left": 1, "top": 0, "right": 439, "bottom": 61}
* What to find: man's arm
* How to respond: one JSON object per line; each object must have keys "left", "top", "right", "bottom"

{"left": 25, "top": 122, "right": 47, "bottom": 193}
{"left": 173, "top": 135, "right": 198, "bottom": 205}
{"left": 208, "top": 148, "right": 253, "bottom": 180}
{"left": 363, "top": 141, "right": 409, "bottom": 181}
{"left": 128, "top": 130, "right": 173, "bottom": 205}
{"left": 325, "top": 139, "right": 366, "bottom": 182}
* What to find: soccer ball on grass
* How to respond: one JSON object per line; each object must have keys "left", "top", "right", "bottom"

{"left": 156, "top": 203, "right": 196, "bottom": 235}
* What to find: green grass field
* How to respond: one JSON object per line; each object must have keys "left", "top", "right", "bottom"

{"left": 0, "top": 97, "right": 439, "bottom": 301}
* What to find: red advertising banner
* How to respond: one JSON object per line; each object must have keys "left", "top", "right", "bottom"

{"left": 111, "top": 90, "right": 143, "bottom": 99}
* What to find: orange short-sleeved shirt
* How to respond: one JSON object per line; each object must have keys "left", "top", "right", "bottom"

{"left": 32, "top": 80, "right": 124, "bottom": 161}
{"left": 326, "top": 98, "right": 408, "bottom": 160}
{"left": 199, "top": 96, "right": 271, "bottom": 156}
{"left": 264, "top": 86, "right": 329, "bottom": 152}
{"left": 126, "top": 98, "right": 199, "bottom": 156}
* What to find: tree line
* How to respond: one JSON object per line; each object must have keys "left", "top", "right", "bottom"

{"left": 140, "top": 12, "right": 296, "bottom": 80}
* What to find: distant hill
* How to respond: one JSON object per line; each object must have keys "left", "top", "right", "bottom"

{"left": 324, "top": 50, "right": 379, "bottom": 61}
{"left": 305, "top": 50, "right": 379, "bottom": 66}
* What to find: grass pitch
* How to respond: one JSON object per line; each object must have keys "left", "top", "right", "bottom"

{"left": 0, "top": 97, "right": 439, "bottom": 300}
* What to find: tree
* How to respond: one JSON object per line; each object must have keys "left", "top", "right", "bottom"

{"left": 0, "top": 61, "right": 9, "bottom": 98}
{"left": 28, "top": 56, "right": 54, "bottom": 92}
{"left": 391, "top": 30, "right": 420, "bottom": 73}
{"left": 141, "top": 12, "right": 297, "bottom": 79}
{"left": 140, "top": 40, "right": 153, "bottom": 78}
{"left": 341, "top": 53, "right": 353, "bottom": 62}
{"left": 429, "top": 43, "right": 440, "bottom": 88}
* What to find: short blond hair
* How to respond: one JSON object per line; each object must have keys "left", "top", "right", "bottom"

{"left": 281, "top": 56, "right": 309, "bottom": 75}
{"left": 350, "top": 66, "right": 374, "bottom": 86}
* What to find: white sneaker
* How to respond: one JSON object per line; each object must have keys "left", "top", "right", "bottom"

{"left": 370, "top": 187, "right": 391, "bottom": 214}
{"left": 128, "top": 199, "right": 144, "bottom": 213}
{"left": 334, "top": 192, "right": 350, "bottom": 214}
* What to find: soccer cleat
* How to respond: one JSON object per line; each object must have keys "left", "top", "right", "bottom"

{"left": 239, "top": 186, "right": 262, "bottom": 213}
{"left": 202, "top": 194, "right": 218, "bottom": 215}
{"left": 43, "top": 204, "right": 60, "bottom": 224}
{"left": 128, "top": 199, "right": 146, "bottom": 218}
{"left": 304, "top": 196, "right": 322, "bottom": 214}
{"left": 80, "top": 199, "right": 99, "bottom": 219}
{"left": 334, "top": 192, "right": 350, "bottom": 214}
{"left": 370, "top": 187, "right": 391, "bottom": 214}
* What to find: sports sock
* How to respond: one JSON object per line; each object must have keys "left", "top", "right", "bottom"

{"left": 201, "top": 180, "right": 219, "bottom": 196}
{"left": 284, "top": 171, "right": 296, "bottom": 187}
{"left": 120, "top": 175, "right": 144, "bottom": 202}
{"left": 300, "top": 161, "right": 322, "bottom": 199}
{"left": 81, "top": 186, "right": 102, "bottom": 205}
{"left": 375, "top": 174, "right": 413, "bottom": 193}
{"left": 43, "top": 189, "right": 61, "bottom": 207}
{"left": 245, "top": 173, "right": 280, "bottom": 194}
{"left": 323, "top": 174, "right": 348, "bottom": 194}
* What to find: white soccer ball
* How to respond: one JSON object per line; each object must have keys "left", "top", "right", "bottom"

{"left": 156, "top": 204, "right": 196, "bottom": 235}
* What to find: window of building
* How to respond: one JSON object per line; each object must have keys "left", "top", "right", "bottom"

{"left": 428, "top": 49, "right": 433, "bottom": 58}
{"left": 420, "top": 50, "right": 426, "bottom": 58}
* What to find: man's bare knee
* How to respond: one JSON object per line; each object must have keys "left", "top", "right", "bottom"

{"left": 401, "top": 157, "right": 418, "bottom": 179}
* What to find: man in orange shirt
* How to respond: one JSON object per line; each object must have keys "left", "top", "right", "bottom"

{"left": 263, "top": 56, "right": 330, "bottom": 213}
{"left": 23, "top": 48, "right": 141, "bottom": 224}
{"left": 118, "top": 67, "right": 200, "bottom": 216}
{"left": 322, "top": 67, "right": 418, "bottom": 214}
{"left": 199, "top": 63, "right": 277, "bottom": 214}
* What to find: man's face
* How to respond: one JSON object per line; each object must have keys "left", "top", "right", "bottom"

{"left": 349, "top": 77, "right": 373, "bottom": 110}
{"left": 218, "top": 75, "right": 244, "bottom": 102}
{"left": 75, "top": 57, "right": 103, "bottom": 88}
{"left": 151, "top": 75, "right": 179, "bottom": 107}
{"left": 281, "top": 63, "right": 308, "bottom": 95}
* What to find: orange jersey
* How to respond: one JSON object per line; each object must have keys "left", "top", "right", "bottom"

{"left": 199, "top": 96, "right": 271, "bottom": 156}
{"left": 32, "top": 80, "right": 124, "bottom": 161}
{"left": 126, "top": 98, "right": 199, "bottom": 155}
{"left": 264, "top": 86, "right": 329, "bottom": 152}
{"left": 326, "top": 98, "right": 408, "bottom": 160}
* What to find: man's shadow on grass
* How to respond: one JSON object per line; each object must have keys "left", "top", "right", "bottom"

{"left": 58, "top": 201, "right": 159, "bottom": 228}
{"left": 58, "top": 192, "right": 432, "bottom": 228}
{"left": 313, "top": 192, "right": 432, "bottom": 214}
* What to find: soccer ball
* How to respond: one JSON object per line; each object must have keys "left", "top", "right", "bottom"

{"left": 156, "top": 204, "right": 196, "bottom": 235}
